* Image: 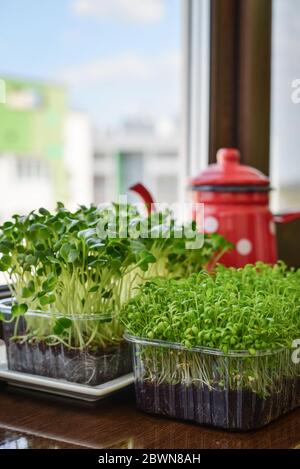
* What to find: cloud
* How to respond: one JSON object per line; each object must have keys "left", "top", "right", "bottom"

{"left": 71, "top": 0, "right": 165, "bottom": 23}
{"left": 59, "top": 52, "right": 179, "bottom": 86}
{"left": 59, "top": 51, "right": 180, "bottom": 127}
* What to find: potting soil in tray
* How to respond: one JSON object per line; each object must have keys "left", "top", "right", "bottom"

{"left": 5, "top": 340, "right": 132, "bottom": 386}
{"left": 134, "top": 379, "right": 300, "bottom": 431}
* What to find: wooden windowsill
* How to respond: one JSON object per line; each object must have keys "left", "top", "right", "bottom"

{"left": 0, "top": 385, "right": 299, "bottom": 449}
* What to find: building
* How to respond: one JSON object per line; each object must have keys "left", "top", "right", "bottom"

{"left": 0, "top": 77, "right": 93, "bottom": 221}
{"left": 0, "top": 77, "right": 180, "bottom": 221}
{"left": 94, "top": 118, "right": 180, "bottom": 205}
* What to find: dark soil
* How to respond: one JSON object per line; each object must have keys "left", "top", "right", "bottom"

{"left": 5, "top": 339, "right": 132, "bottom": 386}
{"left": 134, "top": 379, "right": 300, "bottom": 430}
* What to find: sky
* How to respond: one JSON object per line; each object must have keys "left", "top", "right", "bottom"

{"left": 0, "top": 0, "right": 181, "bottom": 129}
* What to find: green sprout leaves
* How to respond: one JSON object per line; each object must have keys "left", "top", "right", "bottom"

{"left": 121, "top": 262, "right": 300, "bottom": 355}
{"left": 0, "top": 254, "right": 12, "bottom": 271}
{"left": 53, "top": 317, "right": 72, "bottom": 335}
{"left": 137, "top": 250, "right": 156, "bottom": 272}
{"left": 39, "top": 207, "right": 51, "bottom": 217}
{"left": 60, "top": 243, "right": 79, "bottom": 263}
{"left": 21, "top": 280, "right": 35, "bottom": 298}
{"left": 11, "top": 303, "right": 28, "bottom": 317}
{"left": 0, "top": 202, "right": 230, "bottom": 351}
{"left": 42, "top": 273, "right": 57, "bottom": 292}
{"left": 39, "top": 294, "right": 56, "bottom": 306}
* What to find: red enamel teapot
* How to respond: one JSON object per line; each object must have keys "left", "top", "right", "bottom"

{"left": 130, "top": 148, "right": 300, "bottom": 267}
{"left": 190, "top": 148, "right": 300, "bottom": 267}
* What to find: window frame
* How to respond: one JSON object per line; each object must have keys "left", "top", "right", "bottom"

{"left": 181, "top": 0, "right": 211, "bottom": 194}
{"left": 182, "top": 0, "right": 272, "bottom": 173}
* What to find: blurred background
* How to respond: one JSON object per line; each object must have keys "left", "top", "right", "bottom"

{"left": 0, "top": 0, "right": 300, "bottom": 263}
{"left": 0, "top": 0, "right": 181, "bottom": 219}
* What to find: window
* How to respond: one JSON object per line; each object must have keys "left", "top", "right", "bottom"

{"left": 182, "top": 0, "right": 211, "bottom": 177}
{"left": 119, "top": 152, "right": 144, "bottom": 202}
{"left": 155, "top": 175, "right": 178, "bottom": 204}
{"left": 94, "top": 175, "right": 107, "bottom": 204}
{"left": 16, "top": 158, "right": 49, "bottom": 180}
{"left": 157, "top": 151, "right": 177, "bottom": 159}
{"left": 95, "top": 152, "right": 105, "bottom": 160}
{"left": 0, "top": 0, "right": 182, "bottom": 221}
{"left": 270, "top": 0, "right": 300, "bottom": 211}
{"left": 3, "top": 1, "right": 299, "bottom": 267}
{"left": 269, "top": 0, "right": 300, "bottom": 265}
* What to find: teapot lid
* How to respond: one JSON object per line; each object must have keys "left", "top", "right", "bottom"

{"left": 190, "top": 148, "right": 270, "bottom": 188}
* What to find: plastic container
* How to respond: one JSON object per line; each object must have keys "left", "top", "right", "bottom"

{"left": 125, "top": 333, "right": 300, "bottom": 430}
{"left": 0, "top": 299, "right": 132, "bottom": 386}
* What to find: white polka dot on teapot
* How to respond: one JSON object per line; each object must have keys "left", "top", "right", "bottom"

{"left": 236, "top": 239, "right": 252, "bottom": 256}
{"left": 204, "top": 216, "right": 219, "bottom": 233}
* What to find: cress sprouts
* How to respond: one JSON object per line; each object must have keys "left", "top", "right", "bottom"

{"left": 122, "top": 262, "right": 300, "bottom": 353}
{"left": 130, "top": 341, "right": 297, "bottom": 396}
{"left": 122, "top": 262, "right": 300, "bottom": 395}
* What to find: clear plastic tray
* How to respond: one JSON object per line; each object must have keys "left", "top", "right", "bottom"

{"left": 0, "top": 299, "right": 132, "bottom": 386}
{"left": 125, "top": 333, "right": 300, "bottom": 430}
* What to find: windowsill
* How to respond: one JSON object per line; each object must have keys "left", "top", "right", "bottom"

{"left": 0, "top": 386, "right": 299, "bottom": 449}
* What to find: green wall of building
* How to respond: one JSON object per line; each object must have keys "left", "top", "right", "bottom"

{"left": 0, "top": 77, "right": 66, "bottom": 159}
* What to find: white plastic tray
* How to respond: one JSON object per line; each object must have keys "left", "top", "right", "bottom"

{"left": 0, "top": 343, "right": 134, "bottom": 402}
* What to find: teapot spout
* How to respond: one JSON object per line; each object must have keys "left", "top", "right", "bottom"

{"left": 129, "top": 183, "right": 155, "bottom": 214}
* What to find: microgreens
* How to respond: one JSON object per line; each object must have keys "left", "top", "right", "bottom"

{"left": 122, "top": 262, "right": 300, "bottom": 353}
{"left": 122, "top": 262, "right": 300, "bottom": 396}
{"left": 0, "top": 203, "right": 229, "bottom": 350}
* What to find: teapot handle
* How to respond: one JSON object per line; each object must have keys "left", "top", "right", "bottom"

{"left": 129, "top": 183, "right": 155, "bottom": 214}
{"left": 273, "top": 211, "right": 300, "bottom": 224}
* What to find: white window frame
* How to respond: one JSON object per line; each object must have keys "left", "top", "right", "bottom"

{"left": 180, "top": 0, "right": 211, "bottom": 203}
